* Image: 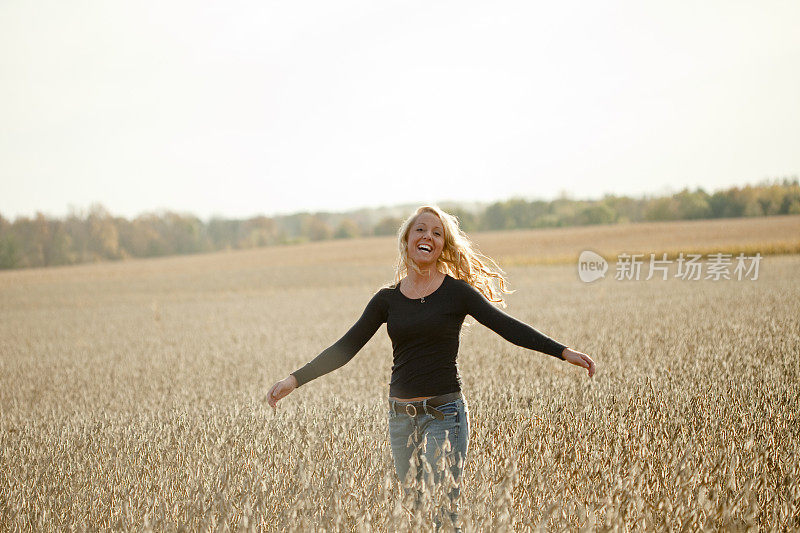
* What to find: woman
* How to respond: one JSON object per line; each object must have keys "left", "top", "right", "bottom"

{"left": 267, "top": 205, "right": 595, "bottom": 530}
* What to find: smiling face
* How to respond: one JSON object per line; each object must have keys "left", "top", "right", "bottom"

{"left": 405, "top": 211, "right": 445, "bottom": 269}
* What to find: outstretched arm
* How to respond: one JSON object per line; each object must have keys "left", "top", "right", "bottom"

{"left": 268, "top": 291, "right": 387, "bottom": 408}
{"left": 463, "top": 283, "right": 568, "bottom": 358}
{"left": 463, "top": 282, "right": 595, "bottom": 376}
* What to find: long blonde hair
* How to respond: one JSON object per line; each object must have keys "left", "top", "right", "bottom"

{"left": 392, "top": 205, "right": 512, "bottom": 306}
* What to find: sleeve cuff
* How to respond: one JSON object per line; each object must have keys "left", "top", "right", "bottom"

{"left": 290, "top": 371, "right": 306, "bottom": 388}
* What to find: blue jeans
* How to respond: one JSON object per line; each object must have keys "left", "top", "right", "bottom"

{"left": 388, "top": 396, "right": 470, "bottom": 531}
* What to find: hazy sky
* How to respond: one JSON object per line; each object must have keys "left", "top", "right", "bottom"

{"left": 1, "top": 1, "right": 798, "bottom": 220}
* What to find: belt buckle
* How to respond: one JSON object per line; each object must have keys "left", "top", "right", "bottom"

{"left": 404, "top": 403, "right": 417, "bottom": 417}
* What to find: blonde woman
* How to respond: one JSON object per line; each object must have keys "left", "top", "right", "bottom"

{"left": 267, "top": 205, "right": 595, "bottom": 530}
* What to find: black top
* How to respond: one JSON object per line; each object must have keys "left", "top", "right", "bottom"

{"left": 290, "top": 274, "right": 567, "bottom": 398}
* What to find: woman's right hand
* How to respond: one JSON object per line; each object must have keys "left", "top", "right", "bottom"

{"left": 267, "top": 374, "right": 298, "bottom": 408}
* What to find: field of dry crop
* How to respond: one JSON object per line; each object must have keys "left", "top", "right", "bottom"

{"left": 1, "top": 216, "right": 799, "bottom": 531}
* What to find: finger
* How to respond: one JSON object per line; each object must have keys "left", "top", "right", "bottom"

{"left": 584, "top": 355, "right": 596, "bottom": 377}
{"left": 267, "top": 384, "right": 279, "bottom": 408}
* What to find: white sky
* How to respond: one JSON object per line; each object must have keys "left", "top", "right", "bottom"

{"left": 1, "top": 0, "right": 798, "bottom": 220}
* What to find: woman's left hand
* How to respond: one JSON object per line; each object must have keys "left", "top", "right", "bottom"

{"left": 562, "top": 348, "right": 595, "bottom": 377}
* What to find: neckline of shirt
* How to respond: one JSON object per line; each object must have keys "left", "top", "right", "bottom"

{"left": 396, "top": 273, "right": 450, "bottom": 301}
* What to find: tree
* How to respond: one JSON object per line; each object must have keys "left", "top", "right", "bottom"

{"left": 482, "top": 202, "right": 509, "bottom": 230}
{"left": 64, "top": 208, "right": 90, "bottom": 262}
{"left": 644, "top": 197, "right": 678, "bottom": 221}
{"left": 505, "top": 198, "right": 537, "bottom": 229}
{"left": 444, "top": 207, "right": 478, "bottom": 232}
{"left": 242, "top": 216, "right": 282, "bottom": 247}
{"left": 334, "top": 218, "right": 360, "bottom": 239}
{"left": 757, "top": 184, "right": 784, "bottom": 215}
{"left": 208, "top": 218, "right": 241, "bottom": 249}
{"left": 87, "top": 204, "right": 120, "bottom": 260}
{"left": 163, "top": 212, "right": 205, "bottom": 254}
{"left": 674, "top": 188, "right": 711, "bottom": 219}
{"left": 373, "top": 216, "right": 402, "bottom": 236}
{"left": 131, "top": 214, "right": 168, "bottom": 257}
{"left": 709, "top": 187, "right": 762, "bottom": 218}
{"left": 0, "top": 214, "right": 19, "bottom": 269}
{"left": 575, "top": 204, "right": 617, "bottom": 225}
{"left": 780, "top": 181, "right": 800, "bottom": 214}
{"left": 600, "top": 194, "right": 644, "bottom": 223}
{"left": 549, "top": 198, "right": 580, "bottom": 227}
{"left": 708, "top": 191, "right": 729, "bottom": 218}
{"left": 303, "top": 215, "right": 333, "bottom": 241}
{"left": 41, "top": 215, "right": 73, "bottom": 265}
{"left": 0, "top": 235, "right": 19, "bottom": 268}
{"left": 11, "top": 216, "right": 43, "bottom": 267}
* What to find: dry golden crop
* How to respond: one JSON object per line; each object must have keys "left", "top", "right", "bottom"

{"left": 1, "top": 217, "right": 798, "bottom": 531}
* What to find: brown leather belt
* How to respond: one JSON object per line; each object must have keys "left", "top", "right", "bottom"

{"left": 389, "top": 391, "right": 462, "bottom": 421}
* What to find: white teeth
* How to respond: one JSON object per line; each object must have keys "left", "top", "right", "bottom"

{"left": 418, "top": 245, "right": 431, "bottom": 252}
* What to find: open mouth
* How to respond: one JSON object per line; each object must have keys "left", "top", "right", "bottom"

{"left": 418, "top": 244, "right": 432, "bottom": 253}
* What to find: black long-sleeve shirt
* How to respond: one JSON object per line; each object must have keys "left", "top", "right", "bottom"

{"left": 291, "top": 274, "right": 567, "bottom": 398}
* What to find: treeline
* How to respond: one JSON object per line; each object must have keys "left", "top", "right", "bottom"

{"left": 452, "top": 177, "right": 800, "bottom": 232}
{"left": 1, "top": 178, "right": 798, "bottom": 269}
